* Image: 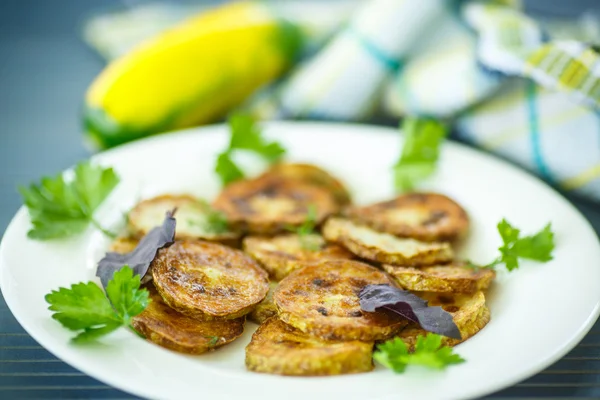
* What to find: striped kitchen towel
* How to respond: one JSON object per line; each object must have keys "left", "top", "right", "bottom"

{"left": 456, "top": 78, "right": 600, "bottom": 200}
{"left": 273, "top": 0, "right": 444, "bottom": 120}
{"left": 82, "top": 0, "right": 600, "bottom": 201}
{"left": 459, "top": 2, "right": 600, "bottom": 200}
{"left": 385, "top": 1, "right": 600, "bottom": 201}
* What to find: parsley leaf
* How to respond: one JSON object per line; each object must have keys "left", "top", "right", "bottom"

{"left": 105, "top": 267, "right": 150, "bottom": 322}
{"left": 215, "top": 113, "right": 286, "bottom": 185}
{"left": 19, "top": 162, "right": 119, "bottom": 240}
{"left": 485, "top": 219, "right": 555, "bottom": 271}
{"left": 215, "top": 152, "right": 245, "bottom": 185}
{"left": 228, "top": 113, "right": 286, "bottom": 162}
{"left": 198, "top": 200, "right": 229, "bottom": 234}
{"left": 511, "top": 223, "right": 554, "bottom": 262}
{"left": 45, "top": 266, "right": 150, "bottom": 343}
{"left": 393, "top": 118, "right": 447, "bottom": 192}
{"left": 207, "top": 336, "right": 220, "bottom": 346}
{"left": 374, "top": 334, "right": 465, "bottom": 373}
{"left": 285, "top": 205, "right": 320, "bottom": 251}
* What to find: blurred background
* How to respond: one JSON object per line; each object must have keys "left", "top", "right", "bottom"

{"left": 1, "top": 0, "right": 600, "bottom": 233}
{"left": 1, "top": 1, "right": 600, "bottom": 399}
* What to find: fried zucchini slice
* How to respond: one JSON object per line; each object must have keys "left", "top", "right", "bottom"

{"left": 109, "top": 237, "right": 139, "bottom": 254}
{"left": 248, "top": 281, "right": 278, "bottom": 324}
{"left": 275, "top": 260, "right": 406, "bottom": 341}
{"left": 246, "top": 318, "right": 373, "bottom": 376}
{"left": 152, "top": 240, "right": 269, "bottom": 320}
{"left": 243, "top": 234, "right": 354, "bottom": 281}
{"left": 346, "top": 193, "right": 469, "bottom": 242}
{"left": 396, "top": 291, "right": 490, "bottom": 350}
{"left": 127, "top": 194, "right": 240, "bottom": 245}
{"left": 132, "top": 284, "right": 245, "bottom": 354}
{"left": 212, "top": 175, "right": 339, "bottom": 235}
{"left": 322, "top": 218, "right": 453, "bottom": 266}
{"left": 382, "top": 262, "right": 495, "bottom": 293}
{"left": 261, "top": 163, "right": 351, "bottom": 206}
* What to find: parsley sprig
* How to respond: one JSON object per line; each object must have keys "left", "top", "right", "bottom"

{"left": 215, "top": 113, "right": 286, "bottom": 185}
{"left": 393, "top": 118, "right": 447, "bottom": 192}
{"left": 19, "top": 162, "right": 119, "bottom": 240}
{"left": 285, "top": 205, "right": 320, "bottom": 251}
{"left": 45, "top": 266, "right": 149, "bottom": 343}
{"left": 374, "top": 334, "right": 465, "bottom": 373}
{"left": 468, "top": 219, "right": 555, "bottom": 271}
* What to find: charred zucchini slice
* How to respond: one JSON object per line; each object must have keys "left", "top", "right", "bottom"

{"left": 128, "top": 194, "right": 239, "bottom": 244}
{"left": 346, "top": 193, "right": 469, "bottom": 242}
{"left": 323, "top": 218, "right": 453, "bottom": 266}
{"left": 132, "top": 284, "right": 245, "bottom": 354}
{"left": 248, "top": 281, "right": 279, "bottom": 325}
{"left": 213, "top": 176, "right": 339, "bottom": 235}
{"left": 246, "top": 318, "right": 373, "bottom": 376}
{"left": 383, "top": 262, "right": 495, "bottom": 293}
{"left": 261, "top": 163, "right": 351, "bottom": 206}
{"left": 275, "top": 259, "right": 406, "bottom": 341}
{"left": 152, "top": 240, "right": 269, "bottom": 320}
{"left": 243, "top": 234, "right": 354, "bottom": 281}
{"left": 396, "top": 291, "right": 490, "bottom": 350}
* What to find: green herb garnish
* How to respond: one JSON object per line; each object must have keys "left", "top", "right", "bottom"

{"left": 215, "top": 113, "right": 286, "bottom": 185}
{"left": 483, "top": 219, "right": 554, "bottom": 271}
{"left": 207, "top": 336, "right": 220, "bottom": 346}
{"left": 19, "top": 161, "right": 119, "bottom": 240}
{"left": 198, "top": 200, "right": 229, "bottom": 234}
{"left": 393, "top": 118, "right": 447, "bottom": 192}
{"left": 285, "top": 205, "right": 320, "bottom": 251}
{"left": 215, "top": 152, "right": 245, "bottom": 186}
{"left": 374, "top": 334, "right": 465, "bottom": 373}
{"left": 45, "top": 266, "right": 149, "bottom": 343}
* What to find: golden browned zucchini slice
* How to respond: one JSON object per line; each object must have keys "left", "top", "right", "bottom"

{"left": 262, "top": 163, "right": 351, "bottom": 206}
{"left": 346, "top": 193, "right": 469, "bottom": 242}
{"left": 322, "top": 218, "right": 453, "bottom": 266}
{"left": 243, "top": 234, "right": 354, "bottom": 281}
{"left": 109, "top": 237, "right": 139, "bottom": 254}
{"left": 127, "top": 194, "right": 240, "bottom": 245}
{"left": 275, "top": 260, "right": 406, "bottom": 341}
{"left": 248, "top": 281, "right": 278, "bottom": 325}
{"left": 382, "top": 262, "right": 495, "bottom": 293}
{"left": 396, "top": 291, "right": 490, "bottom": 350}
{"left": 132, "top": 284, "right": 245, "bottom": 354}
{"left": 245, "top": 318, "right": 373, "bottom": 376}
{"left": 152, "top": 240, "right": 269, "bottom": 320}
{"left": 212, "top": 176, "right": 339, "bottom": 235}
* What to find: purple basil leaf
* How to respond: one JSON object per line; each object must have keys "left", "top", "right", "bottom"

{"left": 96, "top": 211, "right": 176, "bottom": 288}
{"left": 359, "top": 284, "right": 461, "bottom": 339}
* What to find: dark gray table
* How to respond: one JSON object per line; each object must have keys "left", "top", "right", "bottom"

{"left": 1, "top": 1, "right": 600, "bottom": 399}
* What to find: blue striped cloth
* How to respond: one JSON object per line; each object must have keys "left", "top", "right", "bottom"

{"left": 384, "top": 1, "right": 600, "bottom": 200}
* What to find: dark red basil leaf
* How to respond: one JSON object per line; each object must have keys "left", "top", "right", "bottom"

{"left": 96, "top": 211, "right": 176, "bottom": 288}
{"left": 359, "top": 284, "right": 461, "bottom": 339}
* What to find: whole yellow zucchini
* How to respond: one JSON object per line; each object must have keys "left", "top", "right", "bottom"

{"left": 84, "top": 1, "right": 302, "bottom": 149}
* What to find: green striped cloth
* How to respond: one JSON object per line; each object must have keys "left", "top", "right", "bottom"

{"left": 525, "top": 41, "right": 600, "bottom": 109}
{"left": 459, "top": 3, "right": 600, "bottom": 200}
{"left": 385, "top": 1, "right": 600, "bottom": 201}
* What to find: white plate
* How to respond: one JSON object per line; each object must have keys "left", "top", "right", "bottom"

{"left": 1, "top": 122, "right": 600, "bottom": 400}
